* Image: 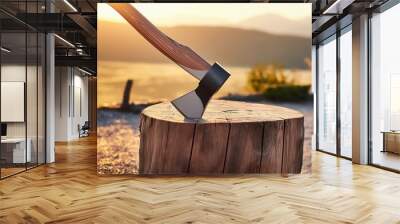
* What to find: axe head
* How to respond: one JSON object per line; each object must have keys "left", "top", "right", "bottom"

{"left": 171, "top": 62, "right": 230, "bottom": 119}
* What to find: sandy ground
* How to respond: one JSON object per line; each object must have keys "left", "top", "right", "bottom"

{"left": 97, "top": 99, "right": 313, "bottom": 175}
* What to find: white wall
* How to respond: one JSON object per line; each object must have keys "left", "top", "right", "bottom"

{"left": 1, "top": 63, "right": 46, "bottom": 164}
{"left": 54, "top": 67, "right": 89, "bottom": 141}
{"left": 1, "top": 64, "right": 25, "bottom": 125}
{"left": 1, "top": 64, "right": 25, "bottom": 81}
{"left": 1, "top": 82, "right": 25, "bottom": 122}
{"left": 55, "top": 66, "right": 70, "bottom": 141}
{"left": 72, "top": 73, "right": 89, "bottom": 138}
{"left": 1, "top": 64, "right": 27, "bottom": 138}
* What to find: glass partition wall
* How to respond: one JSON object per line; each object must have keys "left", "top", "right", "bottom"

{"left": 0, "top": 31, "right": 27, "bottom": 177}
{"left": 316, "top": 26, "right": 352, "bottom": 159}
{"left": 317, "top": 35, "right": 337, "bottom": 155}
{"left": 0, "top": 1, "right": 46, "bottom": 179}
{"left": 339, "top": 27, "right": 352, "bottom": 159}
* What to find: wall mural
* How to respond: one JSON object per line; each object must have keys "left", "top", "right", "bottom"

{"left": 97, "top": 3, "right": 312, "bottom": 175}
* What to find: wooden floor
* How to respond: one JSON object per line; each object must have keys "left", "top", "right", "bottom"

{"left": 0, "top": 167, "right": 26, "bottom": 178}
{"left": 1, "top": 136, "right": 400, "bottom": 223}
{"left": 372, "top": 150, "right": 400, "bottom": 171}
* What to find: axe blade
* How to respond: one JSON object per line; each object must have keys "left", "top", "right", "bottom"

{"left": 109, "top": 4, "right": 231, "bottom": 119}
{"left": 172, "top": 63, "right": 230, "bottom": 119}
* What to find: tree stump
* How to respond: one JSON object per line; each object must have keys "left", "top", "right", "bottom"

{"left": 139, "top": 100, "right": 304, "bottom": 175}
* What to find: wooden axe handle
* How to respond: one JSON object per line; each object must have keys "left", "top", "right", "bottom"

{"left": 110, "top": 4, "right": 211, "bottom": 79}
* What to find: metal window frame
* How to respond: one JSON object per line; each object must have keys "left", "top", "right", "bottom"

{"left": 337, "top": 24, "right": 352, "bottom": 160}
{"left": 315, "top": 33, "right": 338, "bottom": 156}
{"left": 315, "top": 22, "right": 353, "bottom": 161}
{"left": 315, "top": 0, "right": 400, "bottom": 173}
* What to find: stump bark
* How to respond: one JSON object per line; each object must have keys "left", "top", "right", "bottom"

{"left": 139, "top": 100, "right": 304, "bottom": 175}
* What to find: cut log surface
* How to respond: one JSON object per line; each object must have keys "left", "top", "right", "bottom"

{"left": 139, "top": 100, "right": 304, "bottom": 175}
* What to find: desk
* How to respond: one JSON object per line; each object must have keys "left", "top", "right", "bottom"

{"left": 382, "top": 131, "right": 400, "bottom": 154}
{"left": 1, "top": 138, "right": 31, "bottom": 163}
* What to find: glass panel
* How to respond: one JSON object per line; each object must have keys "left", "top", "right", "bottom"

{"left": 27, "top": 30, "right": 38, "bottom": 169}
{"left": 1, "top": 31, "right": 27, "bottom": 177}
{"left": 26, "top": 0, "right": 38, "bottom": 169}
{"left": 339, "top": 28, "right": 352, "bottom": 158}
{"left": 317, "top": 36, "right": 337, "bottom": 154}
{"left": 371, "top": 4, "right": 400, "bottom": 171}
{"left": 0, "top": 1, "right": 46, "bottom": 178}
{"left": 38, "top": 32, "right": 45, "bottom": 165}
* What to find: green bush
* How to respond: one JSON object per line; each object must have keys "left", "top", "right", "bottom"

{"left": 247, "top": 64, "right": 288, "bottom": 92}
{"left": 247, "top": 64, "right": 311, "bottom": 102}
{"left": 263, "top": 85, "right": 311, "bottom": 102}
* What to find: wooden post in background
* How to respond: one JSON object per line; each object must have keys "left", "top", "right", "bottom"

{"left": 88, "top": 77, "right": 97, "bottom": 133}
{"left": 121, "top": 79, "right": 133, "bottom": 110}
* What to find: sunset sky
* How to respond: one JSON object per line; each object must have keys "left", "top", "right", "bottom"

{"left": 98, "top": 3, "right": 310, "bottom": 28}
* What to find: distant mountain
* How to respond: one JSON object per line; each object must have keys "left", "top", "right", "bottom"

{"left": 98, "top": 21, "right": 310, "bottom": 69}
{"left": 239, "top": 13, "right": 311, "bottom": 38}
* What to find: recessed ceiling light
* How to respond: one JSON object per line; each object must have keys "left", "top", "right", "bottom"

{"left": 323, "top": 0, "right": 355, "bottom": 15}
{"left": 1, "top": 47, "right": 11, "bottom": 53}
{"left": 78, "top": 67, "right": 93, "bottom": 76}
{"left": 54, "top": 34, "right": 75, "bottom": 48}
{"left": 63, "top": 0, "right": 78, "bottom": 12}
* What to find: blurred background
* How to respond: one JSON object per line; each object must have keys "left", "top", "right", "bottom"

{"left": 98, "top": 3, "right": 311, "bottom": 105}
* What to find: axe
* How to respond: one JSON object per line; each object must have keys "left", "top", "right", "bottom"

{"left": 110, "top": 4, "right": 231, "bottom": 119}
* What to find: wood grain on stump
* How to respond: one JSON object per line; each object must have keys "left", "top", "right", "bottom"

{"left": 139, "top": 100, "right": 304, "bottom": 175}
